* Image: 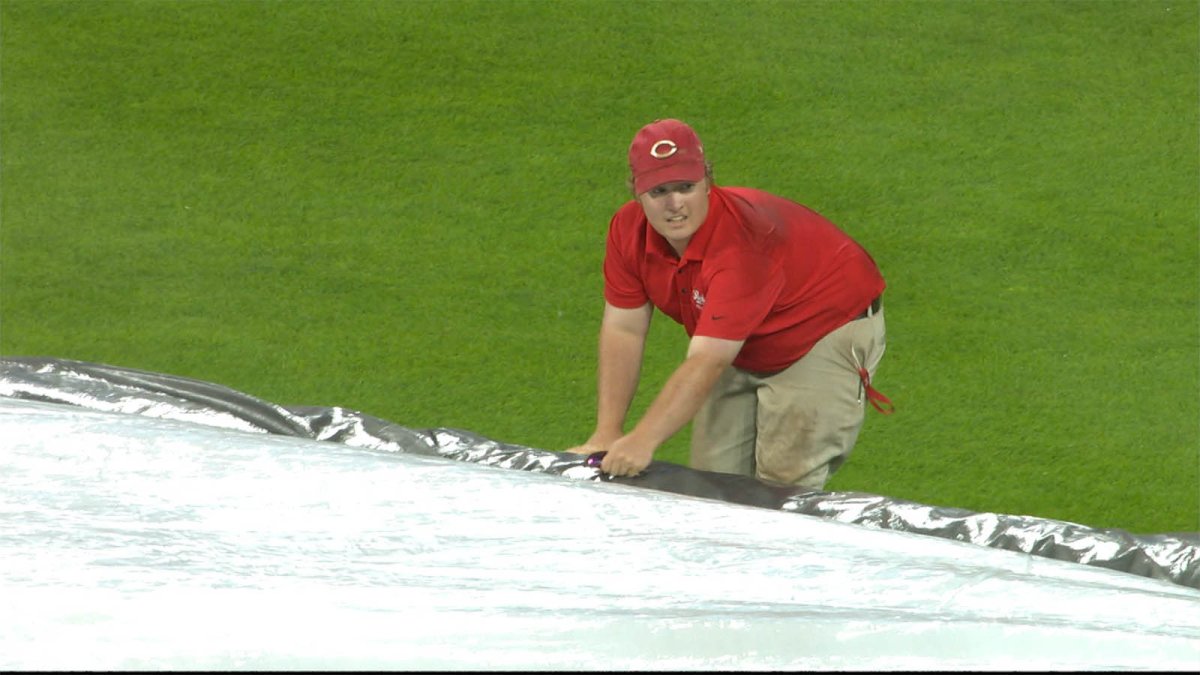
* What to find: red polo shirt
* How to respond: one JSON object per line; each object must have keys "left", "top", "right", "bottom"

{"left": 603, "top": 185, "right": 886, "bottom": 373}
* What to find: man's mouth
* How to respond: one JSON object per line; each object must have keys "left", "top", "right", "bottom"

{"left": 667, "top": 215, "right": 686, "bottom": 222}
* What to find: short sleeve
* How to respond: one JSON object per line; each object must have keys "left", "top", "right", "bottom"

{"left": 602, "top": 211, "right": 650, "bottom": 309}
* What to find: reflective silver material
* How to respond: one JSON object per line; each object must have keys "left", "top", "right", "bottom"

{"left": 3, "top": 396, "right": 1198, "bottom": 670}
{"left": 1, "top": 356, "right": 1197, "bottom": 591}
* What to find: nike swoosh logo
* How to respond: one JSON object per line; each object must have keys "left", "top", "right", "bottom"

{"left": 712, "top": 315, "right": 725, "bottom": 320}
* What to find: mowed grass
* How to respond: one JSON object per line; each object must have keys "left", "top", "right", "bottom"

{"left": 1, "top": 0, "right": 1196, "bottom": 533}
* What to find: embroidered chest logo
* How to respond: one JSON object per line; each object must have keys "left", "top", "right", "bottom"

{"left": 692, "top": 289, "right": 706, "bottom": 310}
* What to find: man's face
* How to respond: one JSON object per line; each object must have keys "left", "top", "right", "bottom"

{"left": 637, "top": 178, "right": 710, "bottom": 254}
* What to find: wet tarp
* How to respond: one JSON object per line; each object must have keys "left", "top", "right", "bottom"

{"left": 1, "top": 355, "right": 1197, "bottom": 593}
{"left": 3, "top": 356, "right": 1200, "bottom": 670}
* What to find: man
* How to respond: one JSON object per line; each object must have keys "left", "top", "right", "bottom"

{"left": 568, "top": 118, "right": 891, "bottom": 490}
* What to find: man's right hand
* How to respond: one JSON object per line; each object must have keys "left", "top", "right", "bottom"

{"left": 564, "top": 429, "right": 622, "bottom": 457}
{"left": 563, "top": 441, "right": 612, "bottom": 457}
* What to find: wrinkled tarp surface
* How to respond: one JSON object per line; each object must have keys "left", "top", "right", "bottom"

{"left": 3, "top": 393, "right": 1200, "bottom": 669}
{"left": 2, "top": 356, "right": 1196, "bottom": 591}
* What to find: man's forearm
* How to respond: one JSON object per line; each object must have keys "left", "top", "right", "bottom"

{"left": 593, "top": 325, "right": 645, "bottom": 438}
{"left": 625, "top": 351, "right": 729, "bottom": 449}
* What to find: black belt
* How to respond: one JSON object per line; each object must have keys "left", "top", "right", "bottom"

{"left": 855, "top": 295, "right": 882, "bottom": 320}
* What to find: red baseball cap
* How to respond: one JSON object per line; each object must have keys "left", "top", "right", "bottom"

{"left": 628, "top": 119, "right": 707, "bottom": 194}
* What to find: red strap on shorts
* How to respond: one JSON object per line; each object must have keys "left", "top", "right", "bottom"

{"left": 858, "top": 367, "right": 895, "bottom": 415}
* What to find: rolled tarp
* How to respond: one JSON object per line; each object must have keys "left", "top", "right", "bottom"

{"left": 1, "top": 355, "right": 1196, "bottom": 591}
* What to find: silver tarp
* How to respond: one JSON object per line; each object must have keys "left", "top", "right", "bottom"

{"left": 2, "top": 356, "right": 1196, "bottom": 591}
{"left": 2, "top": 379, "right": 1199, "bottom": 669}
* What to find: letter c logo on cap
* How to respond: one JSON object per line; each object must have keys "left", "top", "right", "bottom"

{"left": 650, "top": 140, "right": 678, "bottom": 159}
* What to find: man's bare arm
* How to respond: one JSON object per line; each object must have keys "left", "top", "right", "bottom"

{"left": 599, "top": 335, "right": 743, "bottom": 476}
{"left": 566, "top": 302, "right": 653, "bottom": 454}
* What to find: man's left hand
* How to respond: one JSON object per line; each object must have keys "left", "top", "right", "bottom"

{"left": 599, "top": 435, "right": 655, "bottom": 477}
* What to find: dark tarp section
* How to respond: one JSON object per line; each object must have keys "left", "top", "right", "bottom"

{"left": 2, "top": 356, "right": 1196, "bottom": 590}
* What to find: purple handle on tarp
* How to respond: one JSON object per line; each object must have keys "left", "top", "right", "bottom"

{"left": 585, "top": 451, "right": 606, "bottom": 468}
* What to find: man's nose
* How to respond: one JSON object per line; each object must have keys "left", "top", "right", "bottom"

{"left": 665, "top": 191, "right": 685, "bottom": 210}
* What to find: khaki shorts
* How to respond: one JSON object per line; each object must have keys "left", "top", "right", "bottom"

{"left": 690, "top": 309, "right": 887, "bottom": 490}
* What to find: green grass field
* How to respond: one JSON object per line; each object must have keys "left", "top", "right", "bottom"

{"left": 2, "top": 0, "right": 1196, "bottom": 534}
